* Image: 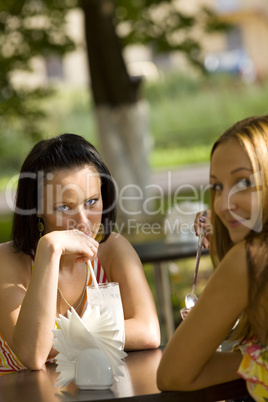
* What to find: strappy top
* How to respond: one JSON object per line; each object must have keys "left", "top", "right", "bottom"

{"left": 0, "top": 257, "right": 107, "bottom": 375}
{"left": 237, "top": 336, "right": 268, "bottom": 401}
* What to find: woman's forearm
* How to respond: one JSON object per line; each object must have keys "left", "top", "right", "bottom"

{"left": 13, "top": 238, "right": 61, "bottom": 369}
{"left": 157, "top": 350, "right": 242, "bottom": 391}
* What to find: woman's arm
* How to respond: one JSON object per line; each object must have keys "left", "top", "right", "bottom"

{"left": 157, "top": 241, "right": 248, "bottom": 391}
{"left": 98, "top": 233, "right": 161, "bottom": 351}
{"left": 0, "top": 231, "right": 98, "bottom": 370}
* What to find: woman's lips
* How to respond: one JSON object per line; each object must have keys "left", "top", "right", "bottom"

{"left": 227, "top": 218, "right": 247, "bottom": 228}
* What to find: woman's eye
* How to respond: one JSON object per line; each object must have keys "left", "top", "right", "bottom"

{"left": 56, "top": 205, "right": 70, "bottom": 212}
{"left": 211, "top": 183, "right": 223, "bottom": 192}
{"left": 235, "top": 178, "right": 251, "bottom": 190}
{"left": 85, "top": 199, "right": 97, "bottom": 207}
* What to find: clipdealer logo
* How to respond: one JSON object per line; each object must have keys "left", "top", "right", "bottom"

{"left": 228, "top": 171, "right": 263, "bottom": 233}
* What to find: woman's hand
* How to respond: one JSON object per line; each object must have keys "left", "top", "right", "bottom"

{"left": 194, "top": 210, "right": 211, "bottom": 249}
{"left": 40, "top": 230, "right": 99, "bottom": 263}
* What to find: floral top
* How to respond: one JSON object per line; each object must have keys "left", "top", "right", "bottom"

{"left": 0, "top": 257, "right": 107, "bottom": 375}
{"left": 237, "top": 336, "right": 268, "bottom": 402}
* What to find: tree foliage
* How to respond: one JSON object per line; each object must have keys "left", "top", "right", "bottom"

{"left": 0, "top": 0, "right": 78, "bottom": 142}
{"left": 0, "top": 0, "right": 227, "bottom": 155}
{"left": 113, "top": 0, "right": 228, "bottom": 69}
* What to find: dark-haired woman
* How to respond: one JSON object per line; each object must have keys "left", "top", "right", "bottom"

{"left": 0, "top": 134, "right": 160, "bottom": 374}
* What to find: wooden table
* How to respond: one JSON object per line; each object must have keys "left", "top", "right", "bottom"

{"left": 0, "top": 348, "right": 250, "bottom": 402}
{"left": 133, "top": 240, "right": 209, "bottom": 342}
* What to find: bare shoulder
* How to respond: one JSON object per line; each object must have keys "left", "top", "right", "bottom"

{"left": 213, "top": 241, "right": 248, "bottom": 291}
{"left": 0, "top": 241, "right": 31, "bottom": 286}
{"left": 0, "top": 241, "right": 17, "bottom": 263}
{"left": 98, "top": 233, "right": 140, "bottom": 277}
{"left": 99, "top": 232, "right": 136, "bottom": 257}
{"left": 221, "top": 241, "right": 247, "bottom": 268}
{"left": 226, "top": 240, "right": 246, "bottom": 258}
{"left": 0, "top": 241, "right": 26, "bottom": 262}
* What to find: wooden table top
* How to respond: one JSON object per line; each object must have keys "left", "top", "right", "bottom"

{"left": 0, "top": 348, "right": 250, "bottom": 402}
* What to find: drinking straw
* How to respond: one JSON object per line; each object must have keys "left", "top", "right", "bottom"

{"left": 88, "top": 260, "right": 99, "bottom": 289}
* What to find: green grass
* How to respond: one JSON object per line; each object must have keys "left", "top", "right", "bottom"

{"left": 151, "top": 145, "right": 210, "bottom": 168}
{"left": 1, "top": 72, "right": 268, "bottom": 177}
{"left": 0, "top": 177, "right": 11, "bottom": 191}
{"left": 145, "top": 72, "right": 268, "bottom": 168}
{"left": 0, "top": 215, "right": 12, "bottom": 243}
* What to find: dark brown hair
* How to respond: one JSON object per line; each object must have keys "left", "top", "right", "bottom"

{"left": 12, "top": 134, "right": 117, "bottom": 255}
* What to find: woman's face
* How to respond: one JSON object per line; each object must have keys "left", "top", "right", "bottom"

{"left": 210, "top": 138, "right": 260, "bottom": 243}
{"left": 40, "top": 165, "right": 103, "bottom": 239}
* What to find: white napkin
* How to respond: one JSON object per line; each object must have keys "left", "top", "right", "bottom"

{"left": 53, "top": 305, "right": 127, "bottom": 388}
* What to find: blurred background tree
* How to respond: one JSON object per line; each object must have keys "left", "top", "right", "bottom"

{"left": 0, "top": 0, "right": 225, "bottom": 216}
{"left": 0, "top": 0, "right": 77, "bottom": 171}
{"left": 80, "top": 0, "right": 226, "bottom": 218}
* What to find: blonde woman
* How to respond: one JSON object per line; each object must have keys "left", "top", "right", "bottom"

{"left": 157, "top": 116, "right": 268, "bottom": 401}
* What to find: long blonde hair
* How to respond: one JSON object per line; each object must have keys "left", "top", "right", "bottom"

{"left": 209, "top": 115, "right": 268, "bottom": 342}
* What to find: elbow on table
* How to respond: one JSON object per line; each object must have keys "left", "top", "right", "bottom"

{"left": 13, "top": 336, "right": 49, "bottom": 371}
{"left": 144, "top": 322, "right": 161, "bottom": 349}
{"left": 25, "top": 357, "right": 46, "bottom": 371}
{"left": 145, "top": 330, "right": 161, "bottom": 350}
{"left": 157, "top": 365, "right": 173, "bottom": 391}
{"left": 18, "top": 351, "right": 47, "bottom": 371}
{"left": 125, "top": 322, "right": 161, "bottom": 351}
{"left": 157, "top": 371, "right": 185, "bottom": 391}
{"left": 131, "top": 330, "right": 160, "bottom": 351}
{"left": 28, "top": 362, "right": 45, "bottom": 371}
{"left": 157, "top": 364, "right": 194, "bottom": 391}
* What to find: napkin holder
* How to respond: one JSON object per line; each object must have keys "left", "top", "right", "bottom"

{"left": 53, "top": 305, "right": 127, "bottom": 389}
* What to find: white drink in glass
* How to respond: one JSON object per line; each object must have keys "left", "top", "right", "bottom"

{"left": 86, "top": 283, "right": 125, "bottom": 349}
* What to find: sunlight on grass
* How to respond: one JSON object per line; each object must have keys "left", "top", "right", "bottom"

{"left": 0, "top": 177, "right": 12, "bottom": 192}
{"left": 2, "top": 74, "right": 268, "bottom": 176}
{"left": 151, "top": 145, "right": 211, "bottom": 168}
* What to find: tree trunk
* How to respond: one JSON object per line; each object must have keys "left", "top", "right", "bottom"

{"left": 81, "top": 0, "right": 152, "bottom": 221}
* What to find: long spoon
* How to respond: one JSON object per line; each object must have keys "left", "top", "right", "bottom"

{"left": 185, "top": 217, "right": 206, "bottom": 308}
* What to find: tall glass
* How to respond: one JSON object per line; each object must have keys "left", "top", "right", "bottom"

{"left": 86, "top": 282, "right": 125, "bottom": 349}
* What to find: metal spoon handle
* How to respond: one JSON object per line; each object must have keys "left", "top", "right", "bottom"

{"left": 191, "top": 228, "right": 204, "bottom": 293}
{"left": 191, "top": 209, "right": 207, "bottom": 292}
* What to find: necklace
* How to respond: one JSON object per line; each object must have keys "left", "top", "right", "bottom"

{"left": 57, "top": 269, "right": 88, "bottom": 314}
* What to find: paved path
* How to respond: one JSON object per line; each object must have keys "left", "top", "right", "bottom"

{"left": 0, "top": 163, "right": 210, "bottom": 214}
{"left": 151, "top": 163, "right": 209, "bottom": 193}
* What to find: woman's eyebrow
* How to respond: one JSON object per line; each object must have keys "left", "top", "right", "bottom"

{"left": 210, "top": 174, "right": 217, "bottom": 180}
{"left": 86, "top": 192, "right": 100, "bottom": 199}
{"left": 230, "top": 167, "right": 253, "bottom": 174}
{"left": 210, "top": 167, "right": 252, "bottom": 179}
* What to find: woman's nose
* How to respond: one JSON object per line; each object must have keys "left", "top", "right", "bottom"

{"left": 75, "top": 208, "right": 89, "bottom": 228}
{"left": 219, "top": 188, "right": 237, "bottom": 213}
